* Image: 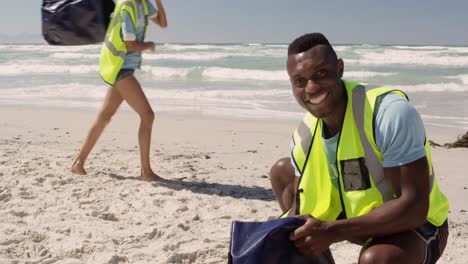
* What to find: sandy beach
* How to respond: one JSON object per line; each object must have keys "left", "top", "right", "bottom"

{"left": 0, "top": 106, "right": 466, "bottom": 264}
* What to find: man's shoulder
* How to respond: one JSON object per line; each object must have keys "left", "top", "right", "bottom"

{"left": 376, "top": 93, "right": 415, "bottom": 119}
{"left": 377, "top": 92, "right": 410, "bottom": 110}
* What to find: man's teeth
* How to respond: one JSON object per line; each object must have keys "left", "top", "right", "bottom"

{"left": 308, "top": 93, "right": 327, "bottom": 104}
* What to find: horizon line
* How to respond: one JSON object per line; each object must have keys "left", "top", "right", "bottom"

{"left": 1, "top": 41, "right": 467, "bottom": 48}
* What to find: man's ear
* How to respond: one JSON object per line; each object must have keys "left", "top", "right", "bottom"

{"left": 337, "top": 58, "right": 344, "bottom": 78}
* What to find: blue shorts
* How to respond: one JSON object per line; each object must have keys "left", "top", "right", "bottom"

{"left": 115, "top": 68, "right": 135, "bottom": 83}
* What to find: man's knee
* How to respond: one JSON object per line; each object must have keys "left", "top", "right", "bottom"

{"left": 269, "top": 157, "right": 296, "bottom": 211}
{"left": 270, "top": 157, "right": 295, "bottom": 185}
{"left": 360, "top": 247, "right": 394, "bottom": 264}
{"left": 359, "top": 245, "right": 420, "bottom": 264}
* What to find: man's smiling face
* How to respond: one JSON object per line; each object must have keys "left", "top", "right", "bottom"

{"left": 287, "top": 45, "right": 345, "bottom": 119}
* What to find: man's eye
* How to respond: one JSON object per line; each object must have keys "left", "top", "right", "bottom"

{"left": 316, "top": 70, "right": 327, "bottom": 78}
{"left": 294, "top": 78, "right": 307, "bottom": 88}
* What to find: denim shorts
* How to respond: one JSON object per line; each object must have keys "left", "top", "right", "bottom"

{"left": 116, "top": 68, "right": 135, "bottom": 82}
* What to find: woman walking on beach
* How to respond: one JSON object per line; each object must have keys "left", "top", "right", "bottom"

{"left": 71, "top": 0, "right": 167, "bottom": 181}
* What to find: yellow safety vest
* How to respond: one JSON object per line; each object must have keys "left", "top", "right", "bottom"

{"left": 291, "top": 80, "right": 449, "bottom": 226}
{"left": 99, "top": 0, "right": 149, "bottom": 85}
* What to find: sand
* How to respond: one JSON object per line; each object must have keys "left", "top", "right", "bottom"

{"left": 0, "top": 106, "right": 467, "bottom": 264}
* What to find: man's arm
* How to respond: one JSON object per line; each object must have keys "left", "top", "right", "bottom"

{"left": 328, "top": 156, "right": 430, "bottom": 239}
{"left": 149, "top": 0, "right": 167, "bottom": 28}
{"left": 291, "top": 156, "right": 430, "bottom": 256}
{"left": 125, "top": 41, "right": 155, "bottom": 52}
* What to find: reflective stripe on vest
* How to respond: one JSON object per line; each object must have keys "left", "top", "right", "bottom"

{"left": 352, "top": 85, "right": 435, "bottom": 202}
{"left": 104, "top": 38, "right": 126, "bottom": 59}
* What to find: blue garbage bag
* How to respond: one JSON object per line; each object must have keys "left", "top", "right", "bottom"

{"left": 229, "top": 217, "right": 334, "bottom": 264}
{"left": 41, "top": 0, "right": 115, "bottom": 45}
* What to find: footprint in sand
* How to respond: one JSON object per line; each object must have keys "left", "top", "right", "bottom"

{"left": 177, "top": 223, "right": 190, "bottom": 231}
{"left": 176, "top": 205, "right": 189, "bottom": 213}
{"left": 10, "top": 211, "right": 29, "bottom": 217}
{"left": 152, "top": 199, "right": 165, "bottom": 206}
{"left": 34, "top": 177, "right": 46, "bottom": 185}
{"left": 24, "top": 243, "right": 50, "bottom": 259}
{"left": 91, "top": 211, "right": 118, "bottom": 222}
{"left": 167, "top": 252, "right": 198, "bottom": 263}
{"left": 145, "top": 228, "right": 164, "bottom": 239}
{"left": 107, "top": 255, "right": 129, "bottom": 264}
{"left": 18, "top": 188, "right": 37, "bottom": 200}
{"left": 0, "top": 189, "right": 12, "bottom": 202}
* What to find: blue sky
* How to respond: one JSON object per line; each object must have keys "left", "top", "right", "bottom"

{"left": 3, "top": 0, "right": 468, "bottom": 45}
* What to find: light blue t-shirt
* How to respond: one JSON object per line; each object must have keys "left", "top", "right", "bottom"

{"left": 120, "top": 1, "right": 157, "bottom": 69}
{"left": 290, "top": 93, "right": 427, "bottom": 187}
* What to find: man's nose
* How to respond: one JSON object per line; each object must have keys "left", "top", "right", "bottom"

{"left": 305, "top": 79, "right": 319, "bottom": 93}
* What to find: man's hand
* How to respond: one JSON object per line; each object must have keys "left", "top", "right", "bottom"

{"left": 290, "top": 214, "right": 335, "bottom": 256}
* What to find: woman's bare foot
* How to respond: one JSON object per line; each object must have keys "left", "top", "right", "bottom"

{"left": 139, "top": 170, "right": 164, "bottom": 182}
{"left": 71, "top": 159, "right": 87, "bottom": 175}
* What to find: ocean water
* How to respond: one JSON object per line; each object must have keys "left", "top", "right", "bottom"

{"left": 0, "top": 43, "right": 467, "bottom": 132}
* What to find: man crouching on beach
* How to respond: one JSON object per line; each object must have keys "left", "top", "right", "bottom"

{"left": 269, "top": 32, "right": 449, "bottom": 263}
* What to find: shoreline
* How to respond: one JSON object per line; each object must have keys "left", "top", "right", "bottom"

{"left": 1, "top": 104, "right": 465, "bottom": 143}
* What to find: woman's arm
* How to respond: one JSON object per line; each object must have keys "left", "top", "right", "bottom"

{"left": 149, "top": 0, "right": 167, "bottom": 28}
{"left": 125, "top": 41, "right": 155, "bottom": 52}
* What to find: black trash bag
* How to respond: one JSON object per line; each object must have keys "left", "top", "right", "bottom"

{"left": 228, "top": 217, "right": 334, "bottom": 264}
{"left": 41, "top": 0, "right": 116, "bottom": 45}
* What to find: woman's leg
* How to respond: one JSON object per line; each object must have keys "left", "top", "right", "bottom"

{"left": 71, "top": 85, "right": 123, "bottom": 175}
{"left": 114, "top": 74, "right": 162, "bottom": 181}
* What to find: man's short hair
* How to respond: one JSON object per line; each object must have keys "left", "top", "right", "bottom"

{"left": 287, "top": 33, "right": 338, "bottom": 59}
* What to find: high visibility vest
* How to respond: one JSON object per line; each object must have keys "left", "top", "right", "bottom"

{"left": 291, "top": 80, "right": 449, "bottom": 226}
{"left": 99, "top": 0, "right": 149, "bottom": 85}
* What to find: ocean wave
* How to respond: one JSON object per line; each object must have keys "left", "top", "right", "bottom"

{"left": 145, "top": 50, "right": 284, "bottom": 60}
{"left": 421, "top": 115, "right": 468, "bottom": 130}
{"left": 202, "top": 67, "right": 287, "bottom": 81}
{"left": 0, "top": 44, "right": 101, "bottom": 52}
{"left": 348, "top": 49, "right": 468, "bottom": 66}
{"left": 392, "top": 46, "right": 448, "bottom": 50}
{"left": 265, "top": 44, "right": 288, "bottom": 48}
{"left": 0, "top": 83, "right": 105, "bottom": 99}
{"left": 392, "top": 46, "right": 468, "bottom": 53}
{"left": 0, "top": 64, "right": 97, "bottom": 75}
{"left": 144, "top": 67, "right": 394, "bottom": 82}
{"left": 392, "top": 83, "right": 468, "bottom": 92}
{"left": 0, "top": 83, "right": 292, "bottom": 117}
{"left": 447, "top": 47, "right": 468, "bottom": 53}
{"left": 143, "top": 52, "right": 235, "bottom": 61}
{"left": 344, "top": 71, "right": 396, "bottom": 79}
{"left": 0, "top": 83, "right": 289, "bottom": 101}
{"left": 141, "top": 66, "right": 200, "bottom": 79}
{"left": 161, "top": 44, "right": 242, "bottom": 51}
{"left": 142, "top": 88, "right": 289, "bottom": 101}
{"left": 448, "top": 74, "right": 468, "bottom": 84}
{"left": 420, "top": 114, "right": 468, "bottom": 121}
{"left": 142, "top": 66, "right": 288, "bottom": 81}
{"left": 48, "top": 50, "right": 282, "bottom": 62}
{"left": 50, "top": 53, "right": 100, "bottom": 59}
{"left": 0, "top": 63, "right": 288, "bottom": 81}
